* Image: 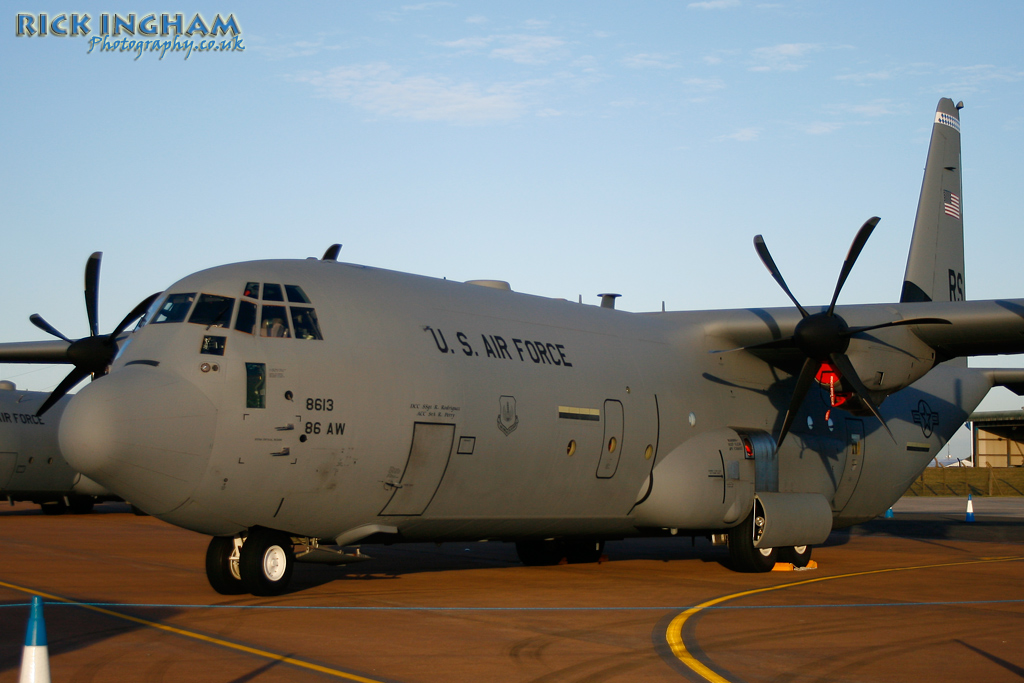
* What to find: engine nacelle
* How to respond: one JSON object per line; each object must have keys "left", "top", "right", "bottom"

{"left": 633, "top": 427, "right": 763, "bottom": 530}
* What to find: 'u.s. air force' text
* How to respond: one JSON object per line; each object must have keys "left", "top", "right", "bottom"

{"left": 424, "top": 326, "right": 572, "bottom": 367}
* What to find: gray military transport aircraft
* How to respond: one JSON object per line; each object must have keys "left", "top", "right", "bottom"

{"left": 3, "top": 98, "right": 1024, "bottom": 596}
{"left": 0, "top": 384, "right": 113, "bottom": 514}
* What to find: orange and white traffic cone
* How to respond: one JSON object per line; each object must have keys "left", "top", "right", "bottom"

{"left": 19, "top": 596, "right": 50, "bottom": 683}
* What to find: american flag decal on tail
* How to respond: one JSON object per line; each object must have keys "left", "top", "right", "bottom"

{"left": 943, "top": 190, "right": 961, "bottom": 220}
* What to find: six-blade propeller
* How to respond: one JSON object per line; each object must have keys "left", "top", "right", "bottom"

{"left": 751, "top": 218, "right": 951, "bottom": 447}
{"left": 29, "top": 252, "right": 160, "bottom": 416}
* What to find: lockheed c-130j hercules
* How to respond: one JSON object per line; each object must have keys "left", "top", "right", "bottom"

{"left": 3, "top": 98, "right": 1024, "bottom": 596}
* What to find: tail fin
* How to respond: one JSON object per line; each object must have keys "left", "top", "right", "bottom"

{"left": 901, "top": 98, "right": 965, "bottom": 304}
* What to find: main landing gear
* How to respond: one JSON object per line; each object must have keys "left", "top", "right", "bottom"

{"left": 206, "top": 528, "right": 295, "bottom": 596}
{"left": 727, "top": 508, "right": 812, "bottom": 572}
{"left": 515, "top": 538, "right": 605, "bottom": 566}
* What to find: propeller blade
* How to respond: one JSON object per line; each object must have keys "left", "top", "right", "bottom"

{"left": 322, "top": 244, "right": 342, "bottom": 261}
{"left": 845, "top": 317, "right": 953, "bottom": 337}
{"left": 828, "top": 352, "right": 896, "bottom": 443}
{"left": 36, "top": 366, "right": 91, "bottom": 417}
{"left": 29, "top": 314, "right": 71, "bottom": 343}
{"left": 828, "top": 217, "right": 879, "bottom": 315}
{"left": 85, "top": 252, "right": 102, "bottom": 338}
{"left": 109, "top": 292, "right": 162, "bottom": 340}
{"left": 776, "top": 357, "right": 819, "bottom": 448}
{"left": 753, "top": 235, "right": 809, "bottom": 318}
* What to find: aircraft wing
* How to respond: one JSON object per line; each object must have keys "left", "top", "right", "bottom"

{"left": 903, "top": 299, "right": 1024, "bottom": 359}
{"left": 0, "top": 340, "right": 72, "bottom": 363}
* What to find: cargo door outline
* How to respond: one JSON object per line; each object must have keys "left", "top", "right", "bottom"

{"left": 832, "top": 419, "right": 865, "bottom": 512}
{"left": 381, "top": 422, "right": 455, "bottom": 516}
{"left": 596, "top": 400, "right": 624, "bottom": 479}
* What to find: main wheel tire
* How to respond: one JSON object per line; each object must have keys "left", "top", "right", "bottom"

{"left": 39, "top": 500, "right": 67, "bottom": 516}
{"left": 67, "top": 496, "right": 95, "bottom": 514}
{"left": 565, "top": 539, "right": 605, "bottom": 564}
{"left": 515, "top": 540, "right": 566, "bottom": 566}
{"left": 728, "top": 509, "right": 777, "bottom": 573}
{"left": 239, "top": 528, "right": 295, "bottom": 596}
{"left": 206, "top": 536, "right": 246, "bottom": 595}
{"left": 778, "top": 545, "right": 812, "bottom": 568}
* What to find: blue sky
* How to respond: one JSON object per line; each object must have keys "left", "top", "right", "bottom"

{"left": 2, "top": 1, "right": 1023, "bottom": 457}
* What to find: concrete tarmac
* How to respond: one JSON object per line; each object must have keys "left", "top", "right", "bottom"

{"left": 1, "top": 499, "right": 1022, "bottom": 683}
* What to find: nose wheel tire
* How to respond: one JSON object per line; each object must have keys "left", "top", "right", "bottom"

{"left": 728, "top": 509, "right": 778, "bottom": 573}
{"left": 205, "top": 536, "right": 245, "bottom": 595}
{"left": 239, "top": 528, "right": 295, "bottom": 596}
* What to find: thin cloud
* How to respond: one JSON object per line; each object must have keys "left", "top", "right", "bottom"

{"left": 750, "top": 43, "right": 821, "bottom": 72}
{"left": 290, "top": 63, "right": 529, "bottom": 123}
{"left": 682, "top": 77, "right": 726, "bottom": 92}
{"left": 442, "top": 34, "right": 567, "bottom": 65}
{"left": 688, "top": 0, "right": 740, "bottom": 8}
{"left": 803, "top": 121, "right": 844, "bottom": 135}
{"left": 718, "top": 127, "right": 760, "bottom": 142}
{"left": 622, "top": 53, "right": 680, "bottom": 69}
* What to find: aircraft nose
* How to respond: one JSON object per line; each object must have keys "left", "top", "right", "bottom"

{"left": 60, "top": 367, "right": 217, "bottom": 516}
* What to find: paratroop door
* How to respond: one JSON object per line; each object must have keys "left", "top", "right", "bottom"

{"left": 381, "top": 422, "right": 455, "bottom": 516}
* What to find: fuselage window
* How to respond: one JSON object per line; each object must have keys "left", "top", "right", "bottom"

{"left": 290, "top": 307, "right": 323, "bottom": 340}
{"left": 263, "top": 283, "right": 284, "bottom": 302}
{"left": 260, "top": 305, "right": 291, "bottom": 338}
{"left": 243, "top": 282, "right": 260, "bottom": 299}
{"left": 245, "top": 362, "right": 266, "bottom": 409}
{"left": 285, "top": 285, "right": 311, "bottom": 304}
{"left": 188, "top": 294, "right": 235, "bottom": 328}
{"left": 152, "top": 293, "right": 196, "bottom": 324}
{"left": 235, "top": 300, "right": 257, "bottom": 335}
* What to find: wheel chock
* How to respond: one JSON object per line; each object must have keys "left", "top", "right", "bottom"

{"left": 772, "top": 560, "right": 818, "bottom": 572}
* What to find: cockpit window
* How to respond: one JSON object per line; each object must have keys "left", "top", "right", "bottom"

{"left": 235, "top": 300, "right": 257, "bottom": 335}
{"left": 290, "top": 307, "right": 323, "bottom": 340}
{"left": 134, "top": 292, "right": 166, "bottom": 330}
{"left": 260, "top": 305, "right": 291, "bottom": 338}
{"left": 243, "top": 282, "right": 260, "bottom": 299}
{"left": 285, "top": 285, "right": 311, "bottom": 304}
{"left": 152, "top": 293, "right": 196, "bottom": 324}
{"left": 188, "top": 294, "right": 235, "bottom": 328}
{"left": 263, "top": 283, "right": 284, "bottom": 302}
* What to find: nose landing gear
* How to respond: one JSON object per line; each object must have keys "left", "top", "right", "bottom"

{"left": 206, "top": 528, "right": 295, "bottom": 596}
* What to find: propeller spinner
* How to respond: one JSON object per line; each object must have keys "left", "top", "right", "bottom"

{"left": 752, "top": 218, "right": 950, "bottom": 447}
{"left": 29, "top": 252, "right": 159, "bottom": 416}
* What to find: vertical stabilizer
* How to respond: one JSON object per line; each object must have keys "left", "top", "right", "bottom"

{"left": 901, "top": 98, "right": 965, "bottom": 304}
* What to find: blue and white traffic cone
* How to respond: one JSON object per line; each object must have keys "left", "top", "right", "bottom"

{"left": 965, "top": 494, "right": 975, "bottom": 523}
{"left": 884, "top": 507, "right": 894, "bottom": 519}
{"left": 19, "top": 596, "right": 50, "bottom": 683}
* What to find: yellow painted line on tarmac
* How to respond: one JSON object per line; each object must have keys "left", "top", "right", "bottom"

{"left": 666, "top": 555, "right": 1024, "bottom": 683}
{"left": 0, "top": 579, "right": 389, "bottom": 683}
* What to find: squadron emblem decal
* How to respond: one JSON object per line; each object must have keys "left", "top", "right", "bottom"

{"left": 498, "top": 395, "right": 519, "bottom": 436}
{"left": 911, "top": 400, "right": 940, "bottom": 438}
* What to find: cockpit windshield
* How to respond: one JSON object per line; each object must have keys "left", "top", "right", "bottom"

{"left": 189, "top": 294, "right": 235, "bottom": 328}
{"left": 237, "top": 282, "right": 322, "bottom": 340}
{"left": 152, "top": 293, "right": 196, "bottom": 324}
